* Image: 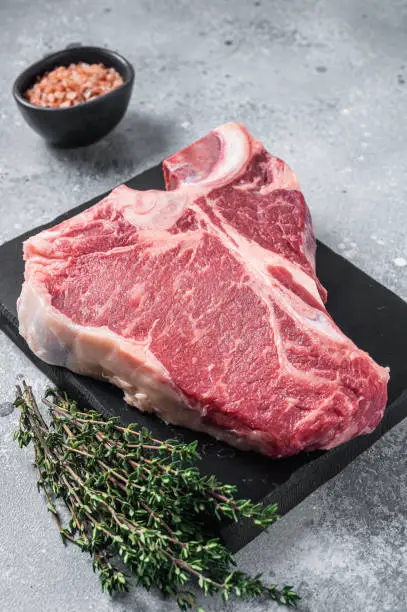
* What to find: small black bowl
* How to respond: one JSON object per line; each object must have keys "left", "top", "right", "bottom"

{"left": 12, "top": 45, "right": 135, "bottom": 147}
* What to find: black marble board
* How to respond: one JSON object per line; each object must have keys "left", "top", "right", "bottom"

{"left": 1, "top": 163, "right": 406, "bottom": 552}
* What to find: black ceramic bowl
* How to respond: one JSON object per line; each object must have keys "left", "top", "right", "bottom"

{"left": 12, "top": 46, "right": 134, "bottom": 147}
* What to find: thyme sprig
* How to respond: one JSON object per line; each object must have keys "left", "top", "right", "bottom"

{"left": 14, "top": 382, "right": 299, "bottom": 610}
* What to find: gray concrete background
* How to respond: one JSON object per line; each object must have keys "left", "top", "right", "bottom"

{"left": 0, "top": 0, "right": 406, "bottom": 610}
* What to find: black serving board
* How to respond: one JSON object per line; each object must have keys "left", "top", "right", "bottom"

{"left": 1, "top": 164, "right": 407, "bottom": 552}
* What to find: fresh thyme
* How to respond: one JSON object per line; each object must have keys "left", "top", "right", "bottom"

{"left": 14, "top": 382, "right": 299, "bottom": 610}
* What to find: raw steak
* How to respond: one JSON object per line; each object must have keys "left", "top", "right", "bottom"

{"left": 18, "top": 123, "right": 389, "bottom": 457}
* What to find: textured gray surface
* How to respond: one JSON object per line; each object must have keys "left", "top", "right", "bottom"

{"left": 0, "top": 0, "right": 406, "bottom": 610}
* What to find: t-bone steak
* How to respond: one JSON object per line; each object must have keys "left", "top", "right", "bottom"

{"left": 18, "top": 123, "right": 389, "bottom": 457}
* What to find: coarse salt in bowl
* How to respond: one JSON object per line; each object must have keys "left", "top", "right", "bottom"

{"left": 13, "top": 46, "right": 135, "bottom": 148}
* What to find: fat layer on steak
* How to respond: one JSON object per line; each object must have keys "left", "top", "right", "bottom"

{"left": 18, "top": 123, "right": 389, "bottom": 457}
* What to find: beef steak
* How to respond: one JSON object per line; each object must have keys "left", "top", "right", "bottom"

{"left": 18, "top": 123, "right": 389, "bottom": 457}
